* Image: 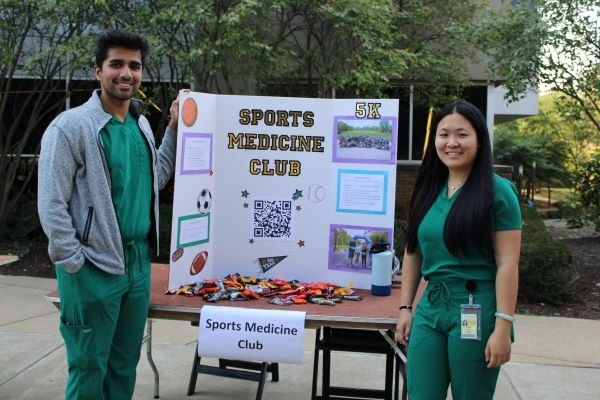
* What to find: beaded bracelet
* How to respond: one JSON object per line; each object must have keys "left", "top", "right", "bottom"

{"left": 398, "top": 304, "right": 413, "bottom": 311}
{"left": 494, "top": 312, "right": 515, "bottom": 322}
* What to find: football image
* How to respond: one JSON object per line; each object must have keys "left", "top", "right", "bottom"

{"left": 171, "top": 247, "right": 184, "bottom": 262}
{"left": 197, "top": 188, "right": 212, "bottom": 214}
{"left": 190, "top": 251, "right": 208, "bottom": 275}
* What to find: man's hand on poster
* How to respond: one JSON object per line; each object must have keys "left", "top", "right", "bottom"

{"left": 168, "top": 89, "right": 191, "bottom": 134}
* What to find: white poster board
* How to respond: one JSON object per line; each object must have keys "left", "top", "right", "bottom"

{"left": 169, "top": 92, "right": 399, "bottom": 290}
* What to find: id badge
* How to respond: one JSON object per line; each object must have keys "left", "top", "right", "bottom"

{"left": 460, "top": 304, "right": 482, "bottom": 340}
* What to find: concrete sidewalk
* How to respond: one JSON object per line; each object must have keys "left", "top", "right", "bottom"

{"left": 0, "top": 274, "right": 599, "bottom": 400}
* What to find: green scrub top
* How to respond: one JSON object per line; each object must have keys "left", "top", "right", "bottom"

{"left": 417, "top": 174, "right": 522, "bottom": 281}
{"left": 101, "top": 112, "right": 152, "bottom": 242}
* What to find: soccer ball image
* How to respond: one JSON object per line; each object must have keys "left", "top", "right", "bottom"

{"left": 197, "top": 188, "right": 212, "bottom": 214}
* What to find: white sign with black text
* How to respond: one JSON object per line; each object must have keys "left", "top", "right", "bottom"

{"left": 198, "top": 305, "right": 306, "bottom": 364}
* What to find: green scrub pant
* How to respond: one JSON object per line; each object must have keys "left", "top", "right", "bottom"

{"left": 56, "top": 239, "right": 151, "bottom": 400}
{"left": 407, "top": 279, "right": 502, "bottom": 400}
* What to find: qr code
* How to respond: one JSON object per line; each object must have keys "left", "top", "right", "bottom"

{"left": 253, "top": 199, "right": 293, "bottom": 240}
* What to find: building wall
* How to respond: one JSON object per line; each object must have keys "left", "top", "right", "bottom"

{"left": 394, "top": 164, "right": 514, "bottom": 219}
{"left": 394, "top": 164, "right": 420, "bottom": 218}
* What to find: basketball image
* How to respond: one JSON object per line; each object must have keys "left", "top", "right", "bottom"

{"left": 197, "top": 188, "right": 212, "bottom": 214}
{"left": 182, "top": 97, "right": 198, "bottom": 127}
{"left": 190, "top": 251, "right": 208, "bottom": 275}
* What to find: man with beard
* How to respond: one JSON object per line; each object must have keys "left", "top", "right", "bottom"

{"left": 38, "top": 30, "right": 179, "bottom": 399}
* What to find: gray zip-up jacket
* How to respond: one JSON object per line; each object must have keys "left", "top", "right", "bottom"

{"left": 38, "top": 90, "right": 176, "bottom": 274}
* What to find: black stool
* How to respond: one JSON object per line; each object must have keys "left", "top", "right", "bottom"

{"left": 311, "top": 327, "right": 406, "bottom": 400}
{"left": 187, "top": 321, "right": 279, "bottom": 400}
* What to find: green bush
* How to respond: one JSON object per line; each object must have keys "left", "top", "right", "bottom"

{"left": 518, "top": 206, "right": 573, "bottom": 304}
{"left": 578, "top": 151, "right": 600, "bottom": 231}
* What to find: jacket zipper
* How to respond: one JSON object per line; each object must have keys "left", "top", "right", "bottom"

{"left": 82, "top": 207, "right": 94, "bottom": 244}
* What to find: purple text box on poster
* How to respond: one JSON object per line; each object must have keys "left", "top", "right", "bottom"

{"left": 180, "top": 132, "right": 213, "bottom": 175}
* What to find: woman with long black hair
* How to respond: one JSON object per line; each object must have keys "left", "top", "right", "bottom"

{"left": 395, "top": 100, "right": 522, "bottom": 399}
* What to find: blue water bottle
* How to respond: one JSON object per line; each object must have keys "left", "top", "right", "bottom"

{"left": 371, "top": 242, "right": 392, "bottom": 296}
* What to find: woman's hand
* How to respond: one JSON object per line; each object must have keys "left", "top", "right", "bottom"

{"left": 487, "top": 228, "right": 520, "bottom": 368}
{"left": 485, "top": 327, "right": 512, "bottom": 368}
{"left": 395, "top": 309, "right": 413, "bottom": 347}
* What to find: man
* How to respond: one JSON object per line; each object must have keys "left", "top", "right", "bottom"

{"left": 38, "top": 30, "right": 179, "bottom": 399}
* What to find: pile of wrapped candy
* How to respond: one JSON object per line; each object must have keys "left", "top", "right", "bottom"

{"left": 165, "top": 273, "right": 362, "bottom": 306}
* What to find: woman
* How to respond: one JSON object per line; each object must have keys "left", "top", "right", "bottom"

{"left": 395, "top": 100, "right": 522, "bottom": 399}
{"left": 354, "top": 242, "right": 361, "bottom": 265}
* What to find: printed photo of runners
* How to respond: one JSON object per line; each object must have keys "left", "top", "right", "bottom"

{"left": 333, "top": 117, "right": 396, "bottom": 163}
{"left": 328, "top": 224, "right": 392, "bottom": 273}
